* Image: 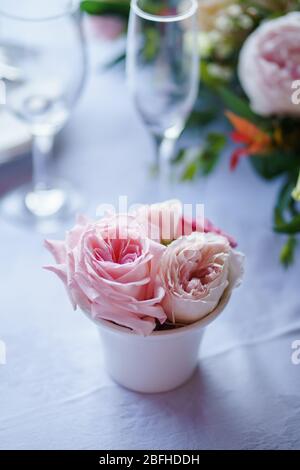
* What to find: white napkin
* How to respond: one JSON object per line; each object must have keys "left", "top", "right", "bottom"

{"left": 0, "top": 111, "right": 31, "bottom": 163}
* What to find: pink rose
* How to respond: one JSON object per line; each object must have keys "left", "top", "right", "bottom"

{"left": 44, "top": 214, "right": 166, "bottom": 336}
{"left": 159, "top": 232, "right": 244, "bottom": 324}
{"left": 88, "top": 16, "right": 125, "bottom": 40}
{"left": 135, "top": 200, "right": 183, "bottom": 242}
{"left": 238, "top": 12, "right": 300, "bottom": 116}
{"left": 136, "top": 199, "right": 237, "bottom": 247}
{"left": 203, "top": 219, "right": 237, "bottom": 248}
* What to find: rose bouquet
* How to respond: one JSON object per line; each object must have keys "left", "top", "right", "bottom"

{"left": 45, "top": 201, "right": 244, "bottom": 392}
{"left": 80, "top": 0, "right": 300, "bottom": 267}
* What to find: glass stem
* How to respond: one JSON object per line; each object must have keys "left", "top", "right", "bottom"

{"left": 25, "top": 133, "right": 67, "bottom": 219}
{"left": 32, "top": 134, "right": 54, "bottom": 191}
{"left": 153, "top": 134, "right": 163, "bottom": 169}
{"left": 154, "top": 134, "right": 176, "bottom": 197}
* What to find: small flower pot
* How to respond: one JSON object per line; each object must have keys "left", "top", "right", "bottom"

{"left": 96, "top": 290, "right": 231, "bottom": 393}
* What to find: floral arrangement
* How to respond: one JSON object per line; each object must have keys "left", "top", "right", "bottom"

{"left": 45, "top": 201, "right": 244, "bottom": 335}
{"left": 194, "top": 1, "right": 300, "bottom": 267}
{"left": 81, "top": 0, "right": 300, "bottom": 267}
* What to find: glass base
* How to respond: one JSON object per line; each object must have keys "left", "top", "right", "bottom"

{"left": 0, "top": 180, "right": 83, "bottom": 233}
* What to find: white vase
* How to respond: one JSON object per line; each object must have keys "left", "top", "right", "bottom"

{"left": 96, "top": 290, "right": 231, "bottom": 393}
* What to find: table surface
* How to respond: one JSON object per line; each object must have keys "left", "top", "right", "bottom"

{"left": 0, "top": 38, "right": 300, "bottom": 451}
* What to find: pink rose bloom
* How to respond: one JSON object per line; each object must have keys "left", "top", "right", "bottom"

{"left": 238, "top": 12, "right": 300, "bottom": 116}
{"left": 159, "top": 232, "right": 244, "bottom": 324}
{"left": 88, "top": 16, "right": 125, "bottom": 40}
{"left": 44, "top": 214, "right": 166, "bottom": 336}
{"left": 135, "top": 199, "right": 237, "bottom": 247}
{"left": 203, "top": 219, "right": 237, "bottom": 248}
{"left": 135, "top": 200, "right": 183, "bottom": 242}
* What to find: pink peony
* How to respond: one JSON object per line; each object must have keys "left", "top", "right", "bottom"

{"left": 238, "top": 12, "right": 300, "bottom": 116}
{"left": 44, "top": 214, "right": 166, "bottom": 336}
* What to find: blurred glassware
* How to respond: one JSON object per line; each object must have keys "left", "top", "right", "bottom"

{"left": 0, "top": 111, "right": 31, "bottom": 164}
{"left": 0, "top": 0, "right": 87, "bottom": 228}
{"left": 126, "top": 0, "right": 199, "bottom": 175}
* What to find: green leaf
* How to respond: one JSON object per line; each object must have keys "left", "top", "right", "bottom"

{"left": 274, "top": 180, "right": 294, "bottom": 227}
{"left": 207, "top": 132, "right": 227, "bottom": 151}
{"left": 292, "top": 170, "right": 300, "bottom": 202}
{"left": 180, "top": 133, "right": 226, "bottom": 180}
{"left": 218, "top": 86, "right": 262, "bottom": 124}
{"left": 274, "top": 179, "right": 300, "bottom": 235}
{"left": 80, "top": 0, "right": 130, "bottom": 17}
{"left": 181, "top": 161, "right": 198, "bottom": 181}
{"left": 186, "top": 109, "right": 217, "bottom": 128}
{"left": 172, "top": 148, "right": 186, "bottom": 165}
{"left": 199, "top": 133, "right": 226, "bottom": 175}
{"left": 274, "top": 214, "right": 300, "bottom": 234}
{"left": 250, "top": 151, "right": 300, "bottom": 180}
{"left": 143, "top": 28, "right": 160, "bottom": 62}
{"left": 280, "top": 236, "right": 298, "bottom": 268}
{"left": 200, "top": 61, "right": 223, "bottom": 89}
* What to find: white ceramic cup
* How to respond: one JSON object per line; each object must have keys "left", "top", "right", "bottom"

{"left": 96, "top": 290, "right": 231, "bottom": 393}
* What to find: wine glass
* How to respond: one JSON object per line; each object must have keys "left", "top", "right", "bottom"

{"left": 126, "top": 0, "right": 199, "bottom": 174}
{"left": 0, "top": 0, "right": 86, "bottom": 228}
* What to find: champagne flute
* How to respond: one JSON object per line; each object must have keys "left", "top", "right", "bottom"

{"left": 126, "top": 0, "right": 199, "bottom": 176}
{"left": 0, "top": 0, "right": 86, "bottom": 227}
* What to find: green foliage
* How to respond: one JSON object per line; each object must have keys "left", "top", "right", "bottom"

{"left": 275, "top": 214, "right": 300, "bottom": 235}
{"left": 200, "top": 62, "right": 230, "bottom": 89}
{"left": 179, "top": 133, "right": 227, "bottom": 181}
{"left": 244, "top": 0, "right": 300, "bottom": 16}
{"left": 273, "top": 179, "right": 300, "bottom": 266}
{"left": 80, "top": 0, "right": 130, "bottom": 17}
{"left": 172, "top": 148, "right": 186, "bottom": 165}
{"left": 181, "top": 160, "right": 198, "bottom": 181}
{"left": 80, "top": 0, "right": 167, "bottom": 18}
{"left": 186, "top": 108, "right": 217, "bottom": 128}
{"left": 274, "top": 179, "right": 300, "bottom": 235}
{"left": 81, "top": 0, "right": 300, "bottom": 265}
{"left": 280, "top": 236, "right": 298, "bottom": 268}
{"left": 218, "top": 86, "right": 264, "bottom": 125}
{"left": 143, "top": 28, "right": 160, "bottom": 62}
{"left": 201, "top": 133, "right": 227, "bottom": 175}
{"left": 250, "top": 151, "right": 300, "bottom": 180}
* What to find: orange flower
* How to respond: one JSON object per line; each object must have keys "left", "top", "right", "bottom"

{"left": 226, "top": 111, "right": 272, "bottom": 170}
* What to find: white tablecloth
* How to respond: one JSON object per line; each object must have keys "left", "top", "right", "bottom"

{"left": 0, "top": 40, "right": 300, "bottom": 450}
